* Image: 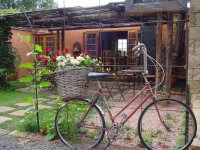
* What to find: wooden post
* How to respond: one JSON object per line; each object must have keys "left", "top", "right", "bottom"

{"left": 61, "top": 28, "right": 65, "bottom": 50}
{"left": 165, "top": 13, "right": 173, "bottom": 96}
{"left": 155, "top": 13, "right": 162, "bottom": 91}
{"left": 57, "top": 30, "right": 60, "bottom": 55}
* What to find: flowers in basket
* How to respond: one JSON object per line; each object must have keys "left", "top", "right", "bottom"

{"left": 56, "top": 52, "right": 96, "bottom": 69}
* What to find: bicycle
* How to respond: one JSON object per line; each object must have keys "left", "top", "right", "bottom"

{"left": 55, "top": 44, "right": 197, "bottom": 150}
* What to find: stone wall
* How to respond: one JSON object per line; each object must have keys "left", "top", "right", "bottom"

{"left": 188, "top": 0, "right": 200, "bottom": 148}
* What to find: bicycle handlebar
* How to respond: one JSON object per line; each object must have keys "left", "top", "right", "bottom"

{"left": 131, "top": 43, "right": 165, "bottom": 90}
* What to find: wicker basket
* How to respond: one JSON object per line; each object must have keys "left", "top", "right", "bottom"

{"left": 55, "top": 67, "right": 91, "bottom": 100}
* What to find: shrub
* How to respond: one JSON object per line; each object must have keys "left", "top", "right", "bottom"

{"left": 0, "top": 18, "right": 15, "bottom": 89}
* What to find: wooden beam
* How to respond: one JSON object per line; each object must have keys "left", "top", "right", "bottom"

{"left": 155, "top": 13, "right": 162, "bottom": 91}
{"left": 56, "top": 30, "right": 60, "bottom": 55}
{"left": 61, "top": 29, "right": 65, "bottom": 50}
{"left": 126, "top": 1, "right": 186, "bottom": 15}
{"left": 165, "top": 13, "right": 173, "bottom": 96}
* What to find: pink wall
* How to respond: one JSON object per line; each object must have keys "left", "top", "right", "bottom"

{"left": 10, "top": 29, "right": 33, "bottom": 79}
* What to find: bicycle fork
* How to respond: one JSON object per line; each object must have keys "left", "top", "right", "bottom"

{"left": 152, "top": 98, "right": 171, "bottom": 132}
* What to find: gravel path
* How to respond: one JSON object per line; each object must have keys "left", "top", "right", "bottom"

{"left": 0, "top": 129, "right": 144, "bottom": 150}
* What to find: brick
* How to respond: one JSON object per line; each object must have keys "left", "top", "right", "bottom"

{"left": 190, "top": 0, "right": 200, "bottom": 12}
{"left": 193, "top": 69, "right": 200, "bottom": 80}
{"left": 188, "top": 68, "right": 194, "bottom": 80}
{"left": 195, "top": 13, "right": 200, "bottom": 25}
{"left": 189, "top": 27, "right": 200, "bottom": 40}
{"left": 189, "top": 80, "right": 200, "bottom": 93}
{"left": 188, "top": 53, "right": 200, "bottom": 67}
{"left": 189, "top": 40, "right": 195, "bottom": 53}
{"left": 194, "top": 40, "right": 200, "bottom": 54}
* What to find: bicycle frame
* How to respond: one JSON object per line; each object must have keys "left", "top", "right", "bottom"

{"left": 79, "top": 44, "right": 166, "bottom": 131}
{"left": 79, "top": 79, "right": 165, "bottom": 131}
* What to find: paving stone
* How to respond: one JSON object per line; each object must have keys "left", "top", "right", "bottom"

{"left": 15, "top": 103, "right": 32, "bottom": 107}
{"left": 38, "top": 105, "right": 52, "bottom": 109}
{"left": 16, "top": 88, "right": 30, "bottom": 92}
{"left": 37, "top": 98, "right": 49, "bottom": 102}
{"left": 0, "top": 116, "right": 12, "bottom": 124}
{"left": 0, "top": 106, "right": 15, "bottom": 113}
{"left": 46, "top": 101, "right": 55, "bottom": 104}
{"left": 9, "top": 110, "right": 26, "bottom": 116}
{"left": 48, "top": 95, "right": 58, "bottom": 99}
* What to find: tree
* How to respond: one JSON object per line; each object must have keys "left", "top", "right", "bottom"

{"left": 0, "top": 18, "right": 16, "bottom": 89}
{"left": 0, "top": 0, "right": 58, "bottom": 11}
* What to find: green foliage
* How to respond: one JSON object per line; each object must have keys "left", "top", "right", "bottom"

{"left": 0, "top": 18, "right": 15, "bottom": 89}
{"left": 143, "top": 133, "right": 153, "bottom": 147}
{"left": 0, "top": 0, "right": 58, "bottom": 11}
{"left": 0, "top": 8, "right": 20, "bottom": 15}
{"left": 18, "top": 99, "right": 89, "bottom": 141}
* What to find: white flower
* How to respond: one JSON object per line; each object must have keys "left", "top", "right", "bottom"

{"left": 76, "top": 56, "right": 85, "bottom": 62}
{"left": 66, "top": 54, "right": 71, "bottom": 58}
{"left": 70, "top": 58, "right": 80, "bottom": 65}
{"left": 63, "top": 59, "right": 68, "bottom": 63}
{"left": 86, "top": 55, "right": 89, "bottom": 59}
{"left": 56, "top": 56, "right": 65, "bottom": 61}
{"left": 61, "top": 62, "right": 65, "bottom": 67}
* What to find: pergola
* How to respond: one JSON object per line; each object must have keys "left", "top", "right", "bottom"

{"left": 1, "top": 0, "right": 188, "bottom": 93}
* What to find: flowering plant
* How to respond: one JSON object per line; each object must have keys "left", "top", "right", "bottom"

{"left": 37, "top": 48, "right": 106, "bottom": 72}
{"left": 56, "top": 53, "right": 96, "bottom": 69}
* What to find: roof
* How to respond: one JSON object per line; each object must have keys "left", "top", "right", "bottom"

{"left": 1, "top": 1, "right": 186, "bottom": 30}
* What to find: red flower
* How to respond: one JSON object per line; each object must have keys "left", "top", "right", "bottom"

{"left": 62, "top": 48, "right": 69, "bottom": 55}
{"left": 62, "top": 50, "right": 66, "bottom": 55}
{"left": 46, "top": 48, "right": 51, "bottom": 55}
{"left": 65, "top": 48, "right": 69, "bottom": 53}
{"left": 84, "top": 51, "right": 89, "bottom": 56}
{"left": 51, "top": 56, "right": 57, "bottom": 62}
{"left": 37, "top": 55, "right": 43, "bottom": 61}
{"left": 44, "top": 58, "right": 48, "bottom": 64}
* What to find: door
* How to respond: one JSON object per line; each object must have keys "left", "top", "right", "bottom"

{"left": 127, "top": 30, "right": 139, "bottom": 66}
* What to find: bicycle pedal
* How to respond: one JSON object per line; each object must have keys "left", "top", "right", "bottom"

{"left": 120, "top": 114, "right": 127, "bottom": 123}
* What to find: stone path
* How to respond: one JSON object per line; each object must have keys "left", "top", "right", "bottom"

{"left": 0, "top": 95, "right": 56, "bottom": 124}
{"left": 0, "top": 116, "right": 12, "bottom": 124}
{"left": 0, "top": 106, "right": 15, "bottom": 113}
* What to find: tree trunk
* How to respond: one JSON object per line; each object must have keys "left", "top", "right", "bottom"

{"left": 165, "top": 13, "right": 173, "bottom": 96}
{"left": 155, "top": 13, "right": 162, "bottom": 91}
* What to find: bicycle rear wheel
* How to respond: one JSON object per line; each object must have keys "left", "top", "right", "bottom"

{"left": 55, "top": 99, "right": 106, "bottom": 149}
{"left": 138, "top": 98, "right": 197, "bottom": 150}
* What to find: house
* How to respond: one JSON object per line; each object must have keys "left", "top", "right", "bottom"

{"left": 2, "top": 0, "right": 187, "bottom": 88}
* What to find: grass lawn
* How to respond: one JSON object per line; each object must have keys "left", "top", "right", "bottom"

{"left": 0, "top": 91, "right": 36, "bottom": 105}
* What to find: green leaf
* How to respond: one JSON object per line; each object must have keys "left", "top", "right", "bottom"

{"left": 39, "top": 82, "right": 51, "bottom": 88}
{"left": 23, "top": 97, "right": 34, "bottom": 103}
{"left": 20, "top": 63, "right": 34, "bottom": 69}
{"left": 24, "top": 35, "right": 30, "bottom": 43}
{"left": 19, "top": 76, "right": 33, "bottom": 83}
{"left": 34, "top": 44, "right": 43, "bottom": 52}
{"left": 39, "top": 69, "right": 53, "bottom": 76}
{"left": 46, "top": 132, "right": 56, "bottom": 141}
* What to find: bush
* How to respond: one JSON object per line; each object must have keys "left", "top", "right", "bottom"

{"left": 0, "top": 18, "right": 15, "bottom": 89}
{"left": 0, "top": 44, "right": 16, "bottom": 89}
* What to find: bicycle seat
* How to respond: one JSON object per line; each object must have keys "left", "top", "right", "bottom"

{"left": 88, "top": 72, "right": 109, "bottom": 80}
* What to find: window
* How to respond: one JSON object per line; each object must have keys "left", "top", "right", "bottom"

{"left": 118, "top": 39, "right": 127, "bottom": 54}
{"left": 84, "top": 33, "right": 98, "bottom": 58}
{"left": 35, "top": 35, "right": 56, "bottom": 54}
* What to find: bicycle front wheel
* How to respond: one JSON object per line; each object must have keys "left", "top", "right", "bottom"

{"left": 138, "top": 98, "right": 197, "bottom": 150}
{"left": 55, "top": 99, "right": 106, "bottom": 149}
